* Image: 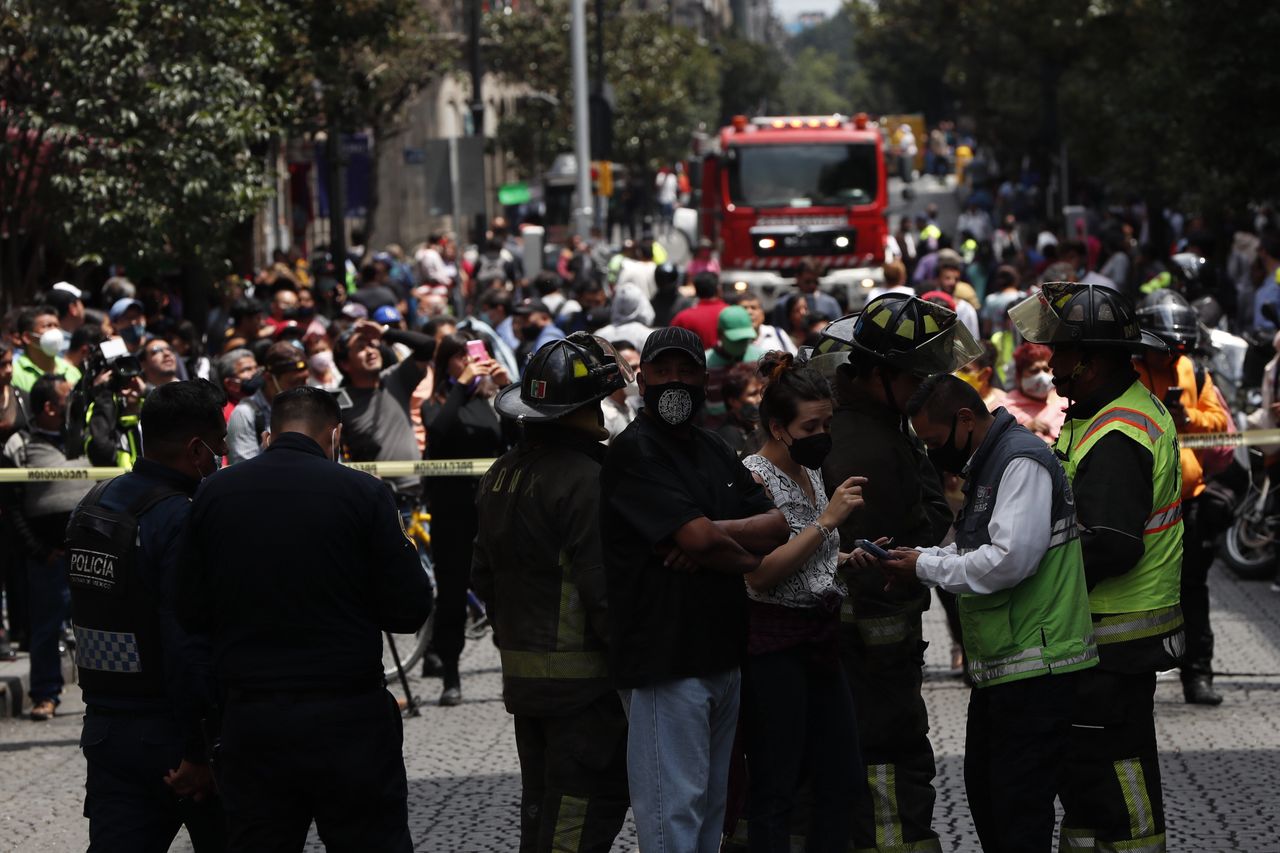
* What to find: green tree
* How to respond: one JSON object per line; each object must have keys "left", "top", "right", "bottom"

{"left": 484, "top": 0, "right": 720, "bottom": 176}
{"left": 0, "top": 0, "right": 283, "bottom": 302}
{"left": 717, "top": 36, "right": 783, "bottom": 123}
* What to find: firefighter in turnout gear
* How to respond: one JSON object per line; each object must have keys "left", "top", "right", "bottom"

{"left": 471, "top": 333, "right": 633, "bottom": 853}
{"left": 1011, "top": 282, "right": 1184, "bottom": 853}
{"left": 815, "top": 295, "right": 983, "bottom": 852}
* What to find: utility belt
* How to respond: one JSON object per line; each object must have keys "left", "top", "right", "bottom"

{"left": 224, "top": 680, "right": 385, "bottom": 705}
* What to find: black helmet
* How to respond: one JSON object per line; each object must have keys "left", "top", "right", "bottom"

{"left": 1168, "top": 252, "right": 1207, "bottom": 290}
{"left": 818, "top": 293, "right": 983, "bottom": 378}
{"left": 494, "top": 332, "right": 633, "bottom": 421}
{"left": 654, "top": 262, "right": 679, "bottom": 289}
{"left": 1009, "top": 281, "right": 1166, "bottom": 351}
{"left": 1137, "top": 289, "right": 1200, "bottom": 350}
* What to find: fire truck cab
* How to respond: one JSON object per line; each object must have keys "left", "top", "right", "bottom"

{"left": 679, "top": 113, "right": 890, "bottom": 310}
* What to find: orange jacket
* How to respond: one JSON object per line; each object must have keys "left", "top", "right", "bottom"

{"left": 1134, "top": 354, "right": 1229, "bottom": 498}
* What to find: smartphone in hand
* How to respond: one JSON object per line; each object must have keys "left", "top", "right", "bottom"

{"left": 1164, "top": 386, "right": 1183, "bottom": 407}
{"left": 466, "top": 339, "right": 489, "bottom": 361}
{"left": 853, "top": 538, "right": 893, "bottom": 560}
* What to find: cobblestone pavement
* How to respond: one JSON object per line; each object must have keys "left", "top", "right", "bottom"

{"left": 4, "top": 561, "right": 1279, "bottom": 851}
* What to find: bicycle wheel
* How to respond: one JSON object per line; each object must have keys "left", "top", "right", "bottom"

{"left": 383, "top": 541, "right": 437, "bottom": 680}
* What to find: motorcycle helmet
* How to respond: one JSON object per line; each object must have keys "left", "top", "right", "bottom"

{"left": 1137, "top": 289, "right": 1200, "bottom": 352}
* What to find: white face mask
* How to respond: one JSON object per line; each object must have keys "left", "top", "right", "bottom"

{"left": 1020, "top": 371, "right": 1055, "bottom": 401}
{"left": 330, "top": 426, "right": 340, "bottom": 462}
{"left": 37, "top": 329, "right": 63, "bottom": 358}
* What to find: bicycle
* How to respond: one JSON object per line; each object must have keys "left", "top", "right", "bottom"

{"left": 381, "top": 509, "right": 492, "bottom": 678}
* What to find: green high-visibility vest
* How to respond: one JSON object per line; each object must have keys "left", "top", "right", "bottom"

{"left": 954, "top": 412, "right": 1097, "bottom": 687}
{"left": 1056, "top": 381, "right": 1183, "bottom": 639}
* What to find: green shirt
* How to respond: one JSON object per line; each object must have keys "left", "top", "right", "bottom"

{"left": 12, "top": 352, "right": 82, "bottom": 393}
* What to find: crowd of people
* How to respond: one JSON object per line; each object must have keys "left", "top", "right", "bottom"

{"left": 0, "top": 193, "right": 1263, "bottom": 852}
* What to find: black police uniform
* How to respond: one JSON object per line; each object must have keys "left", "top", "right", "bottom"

{"left": 65, "top": 458, "right": 226, "bottom": 851}
{"left": 177, "top": 432, "right": 431, "bottom": 851}
{"left": 472, "top": 429, "right": 628, "bottom": 853}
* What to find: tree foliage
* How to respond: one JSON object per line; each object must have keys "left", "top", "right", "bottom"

{"left": 484, "top": 0, "right": 723, "bottom": 175}
{"left": 0, "top": 0, "right": 452, "bottom": 303}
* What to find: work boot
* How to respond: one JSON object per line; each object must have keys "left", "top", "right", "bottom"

{"left": 1183, "top": 674, "right": 1223, "bottom": 706}
{"left": 420, "top": 651, "right": 444, "bottom": 678}
{"left": 439, "top": 684, "right": 462, "bottom": 707}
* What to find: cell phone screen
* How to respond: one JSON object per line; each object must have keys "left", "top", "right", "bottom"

{"left": 466, "top": 340, "right": 489, "bottom": 361}
{"left": 1164, "top": 386, "right": 1182, "bottom": 405}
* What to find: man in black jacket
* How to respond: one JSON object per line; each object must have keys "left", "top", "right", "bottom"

{"left": 65, "top": 379, "right": 227, "bottom": 849}
{"left": 178, "top": 386, "right": 431, "bottom": 851}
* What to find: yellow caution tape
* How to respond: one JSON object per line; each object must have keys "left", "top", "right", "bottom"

{"left": 0, "top": 458, "right": 497, "bottom": 483}
{"left": 1180, "top": 429, "right": 1280, "bottom": 450}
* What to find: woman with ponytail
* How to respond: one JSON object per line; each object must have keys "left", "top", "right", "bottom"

{"left": 738, "top": 350, "right": 866, "bottom": 851}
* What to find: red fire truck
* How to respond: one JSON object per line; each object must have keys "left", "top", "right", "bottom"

{"left": 680, "top": 113, "right": 890, "bottom": 308}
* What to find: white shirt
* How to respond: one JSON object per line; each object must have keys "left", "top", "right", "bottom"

{"left": 956, "top": 299, "right": 981, "bottom": 339}
{"left": 914, "top": 457, "right": 1052, "bottom": 595}
{"left": 752, "top": 324, "right": 796, "bottom": 355}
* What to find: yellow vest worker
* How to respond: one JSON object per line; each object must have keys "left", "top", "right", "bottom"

{"left": 1011, "top": 282, "right": 1184, "bottom": 853}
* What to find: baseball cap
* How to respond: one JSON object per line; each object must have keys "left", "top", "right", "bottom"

{"left": 264, "top": 341, "right": 307, "bottom": 375}
{"left": 372, "top": 305, "right": 403, "bottom": 325}
{"left": 718, "top": 306, "right": 757, "bottom": 343}
{"left": 640, "top": 326, "right": 706, "bottom": 368}
{"left": 51, "top": 281, "right": 83, "bottom": 299}
{"left": 513, "top": 299, "right": 551, "bottom": 316}
{"left": 340, "top": 302, "right": 369, "bottom": 320}
{"left": 109, "top": 297, "right": 145, "bottom": 321}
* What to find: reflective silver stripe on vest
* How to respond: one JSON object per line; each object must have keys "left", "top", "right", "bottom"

{"left": 1094, "top": 606, "right": 1184, "bottom": 645}
{"left": 73, "top": 626, "right": 142, "bottom": 673}
{"left": 1050, "top": 644, "right": 1099, "bottom": 671}
{"left": 1145, "top": 500, "right": 1182, "bottom": 534}
{"left": 1079, "top": 407, "right": 1164, "bottom": 448}
{"left": 1049, "top": 518, "right": 1081, "bottom": 549}
{"left": 967, "top": 645, "right": 1043, "bottom": 683}
{"left": 1097, "top": 834, "right": 1166, "bottom": 853}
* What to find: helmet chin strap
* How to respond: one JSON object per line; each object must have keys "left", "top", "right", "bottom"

{"left": 1054, "top": 360, "right": 1088, "bottom": 462}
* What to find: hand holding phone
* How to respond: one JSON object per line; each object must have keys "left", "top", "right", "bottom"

{"left": 853, "top": 538, "right": 892, "bottom": 561}
{"left": 466, "top": 339, "right": 490, "bottom": 362}
{"left": 1163, "top": 386, "right": 1183, "bottom": 407}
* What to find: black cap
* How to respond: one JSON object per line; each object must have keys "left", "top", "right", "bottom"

{"left": 514, "top": 299, "right": 551, "bottom": 316}
{"left": 640, "top": 326, "right": 706, "bottom": 368}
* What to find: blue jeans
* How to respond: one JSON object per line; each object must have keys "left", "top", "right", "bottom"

{"left": 28, "top": 553, "right": 69, "bottom": 703}
{"left": 622, "top": 668, "right": 741, "bottom": 853}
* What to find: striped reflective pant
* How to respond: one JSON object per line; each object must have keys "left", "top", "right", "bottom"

{"left": 512, "top": 694, "right": 629, "bottom": 853}
{"left": 1059, "top": 669, "right": 1166, "bottom": 853}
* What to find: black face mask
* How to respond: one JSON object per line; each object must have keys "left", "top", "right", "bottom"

{"left": 520, "top": 322, "right": 542, "bottom": 341}
{"left": 644, "top": 381, "right": 705, "bottom": 428}
{"left": 785, "top": 431, "right": 832, "bottom": 470}
{"left": 738, "top": 402, "right": 760, "bottom": 426}
{"left": 929, "top": 414, "right": 974, "bottom": 475}
{"left": 240, "top": 373, "right": 265, "bottom": 396}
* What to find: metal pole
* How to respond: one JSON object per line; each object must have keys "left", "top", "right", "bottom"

{"left": 570, "top": 0, "right": 593, "bottom": 238}
{"left": 468, "top": 0, "right": 486, "bottom": 242}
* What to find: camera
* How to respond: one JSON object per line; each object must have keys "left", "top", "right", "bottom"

{"left": 84, "top": 338, "right": 143, "bottom": 393}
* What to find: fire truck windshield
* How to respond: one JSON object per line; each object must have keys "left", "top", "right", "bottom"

{"left": 727, "top": 143, "right": 878, "bottom": 209}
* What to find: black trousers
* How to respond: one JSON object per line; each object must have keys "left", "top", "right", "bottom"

{"left": 512, "top": 693, "right": 630, "bottom": 853}
{"left": 1180, "top": 494, "right": 1216, "bottom": 680}
{"left": 1059, "top": 669, "right": 1166, "bottom": 850}
{"left": 742, "top": 645, "right": 862, "bottom": 853}
{"left": 964, "top": 673, "right": 1076, "bottom": 853}
{"left": 840, "top": 612, "right": 941, "bottom": 852}
{"left": 431, "top": 508, "right": 478, "bottom": 672}
{"left": 217, "top": 689, "right": 411, "bottom": 853}
{"left": 81, "top": 711, "right": 227, "bottom": 853}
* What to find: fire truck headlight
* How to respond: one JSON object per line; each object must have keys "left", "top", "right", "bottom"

{"left": 758, "top": 238, "right": 776, "bottom": 250}
{"left": 834, "top": 235, "right": 850, "bottom": 249}
{"left": 734, "top": 280, "right": 749, "bottom": 292}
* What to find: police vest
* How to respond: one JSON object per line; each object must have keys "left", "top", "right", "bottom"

{"left": 1056, "top": 380, "right": 1185, "bottom": 667}
{"left": 64, "top": 479, "right": 184, "bottom": 700}
{"left": 954, "top": 411, "right": 1097, "bottom": 687}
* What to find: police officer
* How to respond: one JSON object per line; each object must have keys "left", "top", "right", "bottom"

{"left": 471, "top": 332, "right": 631, "bottom": 853}
{"left": 883, "top": 374, "right": 1097, "bottom": 852}
{"left": 1010, "top": 282, "right": 1184, "bottom": 853}
{"left": 178, "top": 386, "right": 431, "bottom": 850}
{"left": 1134, "top": 290, "right": 1229, "bottom": 705}
{"left": 813, "top": 294, "right": 981, "bottom": 853}
{"left": 65, "top": 379, "right": 228, "bottom": 850}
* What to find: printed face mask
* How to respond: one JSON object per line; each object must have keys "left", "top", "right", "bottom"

{"left": 643, "top": 381, "right": 705, "bottom": 428}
